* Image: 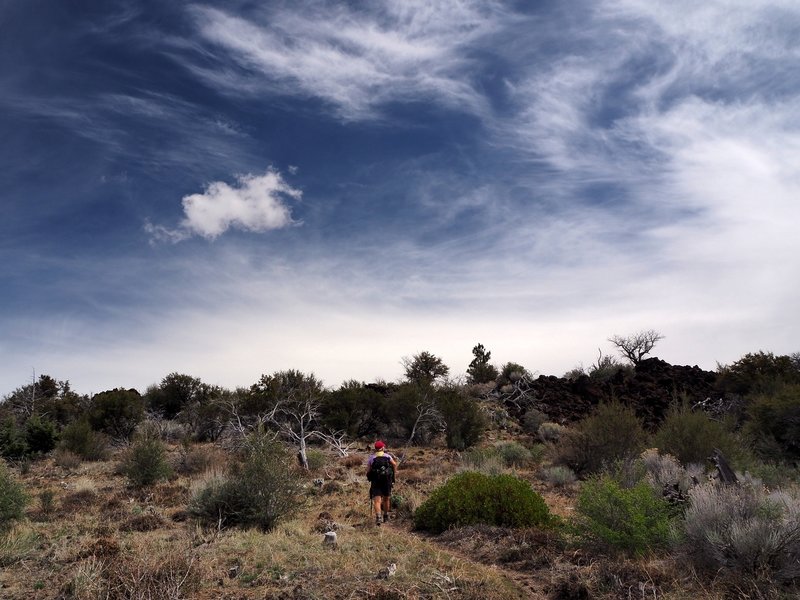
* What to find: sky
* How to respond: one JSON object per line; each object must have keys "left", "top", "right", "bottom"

{"left": 2, "top": 0, "right": 799, "bottom": 397}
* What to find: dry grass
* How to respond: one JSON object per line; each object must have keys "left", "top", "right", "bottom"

{"left": 1, "top": 434, "right": 797, "bottom": 600}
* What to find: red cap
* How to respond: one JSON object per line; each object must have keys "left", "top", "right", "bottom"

{"left": 374, "top": 440, "right": 385, "bottom": 450}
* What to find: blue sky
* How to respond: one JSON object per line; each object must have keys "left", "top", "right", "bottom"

{"left": 2, "top": 0, "right": 799, "bottom": 396}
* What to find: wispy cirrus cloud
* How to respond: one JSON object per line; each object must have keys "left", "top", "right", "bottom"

{"left": 182, "top": 0, "right": 511, "bottom": 120}
{"left": 146, "top": 168, "right": 301, "bottom": 242}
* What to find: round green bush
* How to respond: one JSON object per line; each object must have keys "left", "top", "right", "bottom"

{"left": 414, "top": 471, "right": 553, "bottom": 533}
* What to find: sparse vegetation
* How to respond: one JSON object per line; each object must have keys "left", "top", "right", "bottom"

{"left": 1, "top": 348, "right": 799, "bottom": 598}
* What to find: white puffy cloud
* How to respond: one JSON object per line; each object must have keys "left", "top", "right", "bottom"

{"left": 147, "top": 169, "right": 301, "bottom": 242}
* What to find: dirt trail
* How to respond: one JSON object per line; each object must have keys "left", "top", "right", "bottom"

{"left": 383, "top": 519, "right": 563, "bottom": 600}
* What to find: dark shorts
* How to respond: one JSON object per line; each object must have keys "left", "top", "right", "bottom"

{"left": 369, "top": 480, "right": 392, "bottom": 498}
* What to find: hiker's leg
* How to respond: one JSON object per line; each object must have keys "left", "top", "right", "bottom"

{"left": 372, "top": 494, "right": 382, "bottom": 516}
{"left": 381, "top": 494, "right": 391, "bottom": 521}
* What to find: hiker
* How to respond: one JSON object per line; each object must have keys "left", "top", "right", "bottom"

{"left": 366, "top": 440, "right": 398, "bottom": 526}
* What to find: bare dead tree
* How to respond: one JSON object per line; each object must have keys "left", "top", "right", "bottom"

{"left": 608, "top": 329, "right": 664, "bottom": 365}
{"left": 266, "top": 390, "right": 319, "bottom": 470}
{"left": 311, "top": 429, "right": 354, "bottom": 457}
{"left": 406, "top": 392, "right": 444, "bottom": 447}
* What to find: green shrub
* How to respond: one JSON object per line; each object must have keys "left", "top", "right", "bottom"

{"left": 0, "top": 419, "right": 27, "bottom": 459}
{"left": 59, "top": 420, "right": 108, "bottom": 461}
{"left": 556, "top": 401, "right": 647, "bottom": 475}
{"left": 24, "top": 415, "right": 58, "bottom": 455}
{"left": 684, "top": 482, "right": 800, "bottom": 583}
{"left": 318, "top": 381, "right": 388, "bottom": 439}
{"left": 414, "top": 471, "right": 554, "bottom": 533}
{"left": 522, "top": 409, "right": 548, "bottom": 436}
{"left": 716, "top": 351, "right": 800, "bottom": 396}
{"left": 495, "top": 441, "right": 533, "bottom": 468}
{"left": 188, "top": 435, "right": 301, "bottom": 531}
{"left": 87, "top": 388, "right": 144, "bottom": 440}
{"left": 743, "top": 384, "right": 800, "bottom": 462}
{"left": 575, "top": 474, "right": 675, "bottom": 556}
{"left": 0, "top": 462, "right": 28, "bottom": 532}
{"left": 653, "top": 400, "right": 742, "bottom": 466}
{"left": 121, "top": 428, "right": 172, "bottom": 488}
{"left": 437, "top": 388, "right": 486, "bottom": 450}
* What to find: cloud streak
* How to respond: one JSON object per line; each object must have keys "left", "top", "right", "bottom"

{"left": 183, "top": 0, "right": 509, "bottom": 119}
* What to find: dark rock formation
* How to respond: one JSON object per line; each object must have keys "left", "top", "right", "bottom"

{"left": 494, "top": 357, "right": 720, "bottom": 430}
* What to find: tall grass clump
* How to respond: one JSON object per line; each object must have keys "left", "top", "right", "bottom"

{"left": 683, "top": 482, "right": 800, "bottom": 584}
{"left": 0, "top": 461, "right": 28, "bottom": 533}
{"left": 540, "top": 465, "right": 577, "bottom": 487}
{"left": 575, "top": 473, "right": 676, "bottom": 556}
{"left": 461, "top": 447, "right": 504, "bottom": 475}
{"left": 556, "top": 401, "right": 647, "bottom": 475}
{"left": 189, "top": 434, "right": 301, "bottom": 531}
{"left": 414, "top": 471, "right": 554, "bottom": 533}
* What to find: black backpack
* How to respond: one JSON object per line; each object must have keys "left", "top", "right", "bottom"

{"left": 369, "top": 455, "right": 394, "bottom": 484}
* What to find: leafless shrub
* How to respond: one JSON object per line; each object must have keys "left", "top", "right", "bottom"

{"left": 684, "top": 482, "right": 800, "bottom": 584}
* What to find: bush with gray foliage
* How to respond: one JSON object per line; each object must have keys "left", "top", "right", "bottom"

{"left": 683, "top": 481, "right": 800, "bottom": 584}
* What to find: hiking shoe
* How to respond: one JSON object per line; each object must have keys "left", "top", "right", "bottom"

{"left": 382, "top": 513, "right": 389, "bottom": 523}
{"left": 375, "top": 517, "right": 382, "bottom": 527}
